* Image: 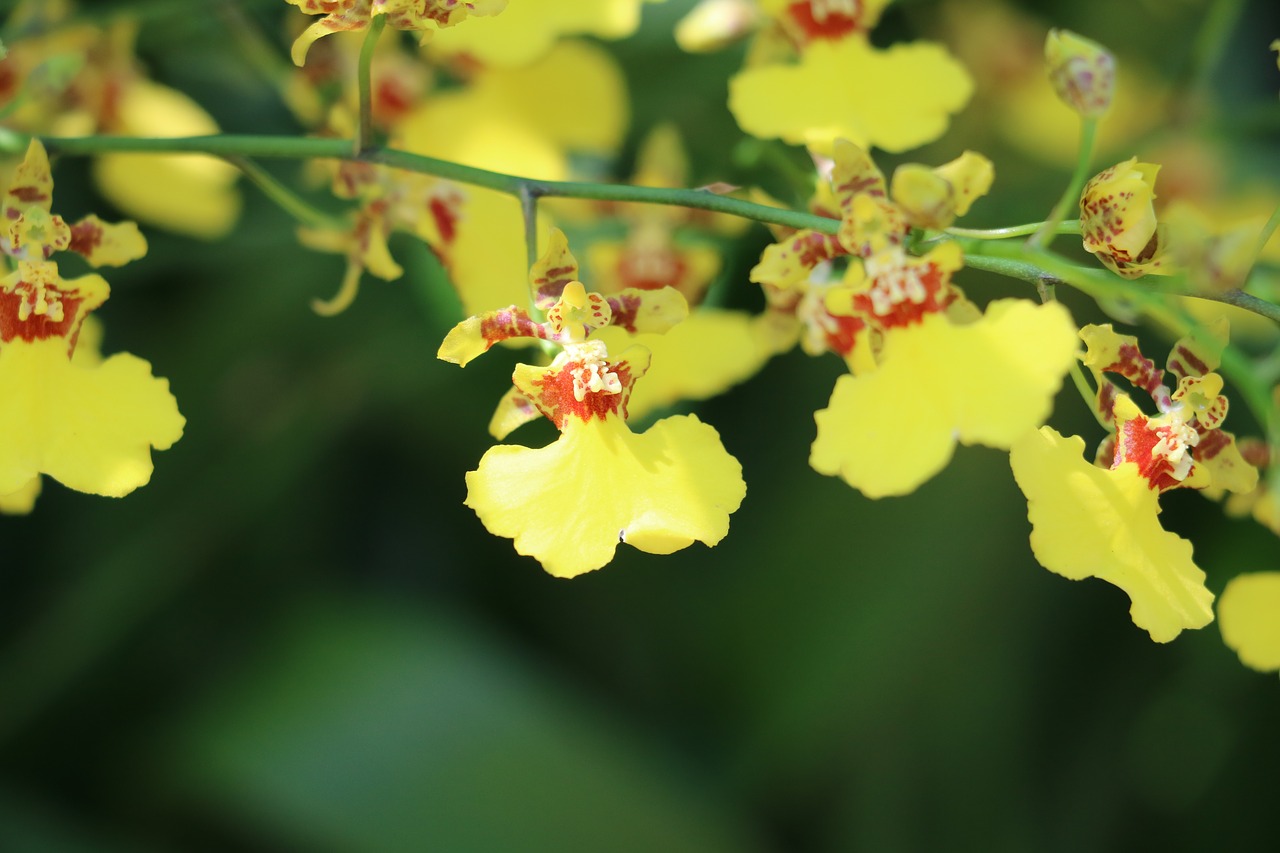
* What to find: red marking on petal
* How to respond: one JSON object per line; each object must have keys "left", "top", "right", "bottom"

{"left": 1098, "top": 342, "right": 1165, "bottom": 401}
{"left": 617, "top": 247, "right": 687, "bottom": 292}
{"left": 68, "top": 220, "right": 104, "bottom": 258}
{"left": 851, "top": 258, "right": 950, "bottom": 330}
{"left": 606, "top": 293, "right": 644, "bottom": 332}
{"left": 1192, "top": 427, "right": 1230, "bottom": 462}
{"left": 785, "top": 1, "right": 863, "bottom": 42}
{"left": 1114, "top": 414, "right": 1186, "bottom": 492}
{"left": 478, "top": 307, "right": 547, "bottom": 348}
{"left": 9, "top": 186, "right": 48, "bottom": 205}
{"left": 823, "top": 312, "right": 865, "bottom": 357}
{"left": 0, "top": 283, "right": 84, "bottom": 347}
{"left": 531, "top": 358, "right": 635, "bottom": 429}
{"left": 429, "top": 196, "right": 458, "bottom": 244}
{"left": 1167, "top": 343, "right": 1208, "bottom": 381}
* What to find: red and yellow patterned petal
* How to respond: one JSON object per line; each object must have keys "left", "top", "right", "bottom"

{"left": 1010, "top": 427, "right": 1215, "bottom": 643}
{"left": 67, "top": 215, "right": 147, "bottom": 268}
{"left": 437, "top": 306, "right": 549, "bottom": 367}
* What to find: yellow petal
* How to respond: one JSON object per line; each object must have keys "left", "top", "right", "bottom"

{"left": 810, "top": 299, "right": 1077, "bottom": 497}
{"left": 465, "top": 412, "right": 745, "bottom": 578}
{"left": 0, "top": 335, "right": 184, "bottom": 497}
{"left": 427, "top": 0, "right": 651, "bottom": 67}
{"left": 1009, "top": 427, "right": 1215, "bottom": 643}
{"left": 0, "top": 476, "right": 41, "bottom": 515}
{"left": 93, "top": 80, "right": 240, "bottom": 239}
{"left": 68, "top": 214, "right": 147, "bottom": 268}
{"left": 728, "top": 37, "right": 972, "bottom": 154}
{"left": 1219, "top": 572, "right": 1280, "bottom": 672}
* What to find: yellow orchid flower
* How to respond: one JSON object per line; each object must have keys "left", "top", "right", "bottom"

{"left": 810, "top": 243, "right": 1078, "bottom": 497}
{"left": 1010, "top": 323, "right": 1259, "bottom": 643}
{"left": 0, "top": 141, "right": 183, "bottom": 505}
{"left": 438, "top": 233, "right": 745, "bottom": 577}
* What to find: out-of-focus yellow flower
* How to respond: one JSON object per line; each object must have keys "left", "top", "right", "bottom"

{"left": 1044, "top": 29, "right": 1115, "bottom": 118}
{"left": 439, "top": 233, "right": 744, "bottom": 577}
{"left": 0, "top": 142, "right": 183, "bottom": 503}
{"left": 1011, "top": 323, "right": 1258, "bottom": 643}
{"left": 427, "top": 0, "right": 662, "bottom": 67}
{"left": 729, "top": 35, "right": 972, "bottom": 154}
{"left": 0, "top": 11, "right": 240, "bottom": 239}
{"left": 92, "top": 79, "right": 241, "bottom": 240}
{"left": 1080, "top": 158, "right": 1172, "bottom": 279}
{"left": 1218, "top": 572, "right": 1280, "bottom": 672}
{"left": 285, "top": 0, "right": 508, "bottom": 66}
{"left": 674, "top": 0, "right": 761, "bottom": 53}
{"left": 937, "top": 0, "right": 1166, "bottom": 166}
{"left": 297, "top": 161, "right": 464, "bottom": 315}
{"left": 1163, "top": 201, "right": 1262, "bottom": 294}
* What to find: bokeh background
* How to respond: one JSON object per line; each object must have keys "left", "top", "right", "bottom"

{"left": 2, "top": 0, "right": 1279, "bottom": 850}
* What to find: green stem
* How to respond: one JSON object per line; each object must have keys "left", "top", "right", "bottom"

{"left": 226, "top": 156, "right": 344, "bottom": 229}
{"left": 20, "top": 133, "right": 842, "bottom": 234}
{"left": 1244, "top": 201, "right": 1280, "bottom": 287}
{"left": 1070, "top": 361, "right": 1111, "bottom": 431}
{"left": 942, "top": 220, "right": 1080, "bottom": 241}
{"left": 1027, "top": 118, "right": 1098, "bottom": 251}
{"left": 356, "top": 15, "right": 386, "bottom": 155}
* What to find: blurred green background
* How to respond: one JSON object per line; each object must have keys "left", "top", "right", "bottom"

{"left": 2, "top": 0, "right": 1278, "bottom": 850}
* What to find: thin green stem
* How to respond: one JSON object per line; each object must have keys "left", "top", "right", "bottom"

{"left": 1027, "top": 118, "right": 1098, "bottom": 251}
{"left": 519, "top": 184, "right": 540, "bottom": 273}
{"left": 356, "top": 14, "right": 386, "bottom": 155}
{"left": 942, "top": 220, "right": 1080, "bottom": 241}
{"left": 227, "top": 156, "right": 344, "bottom": 229}
{"left": 1244, "top": 201, "right": 1280, "bottom": 287}
{"left": 20, "top": 133, "right": 841, "bottom": 234}
{"left": 1070, "top": 361, "right": 1110, "bottom": 430}
{"left": 1186, "top": 288, "right": 1280, "bottom": 325}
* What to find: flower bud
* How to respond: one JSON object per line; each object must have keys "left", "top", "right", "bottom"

{"left": 1045, "top": 29, "right": 1115, "bottom": 118}
{"left": 1080, "top": 158, "right": 1171, "bottom": 278}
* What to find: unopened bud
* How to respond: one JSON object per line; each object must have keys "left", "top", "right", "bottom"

{"left": 1045, "top": 29, "right": 1115, "bottom": 118}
